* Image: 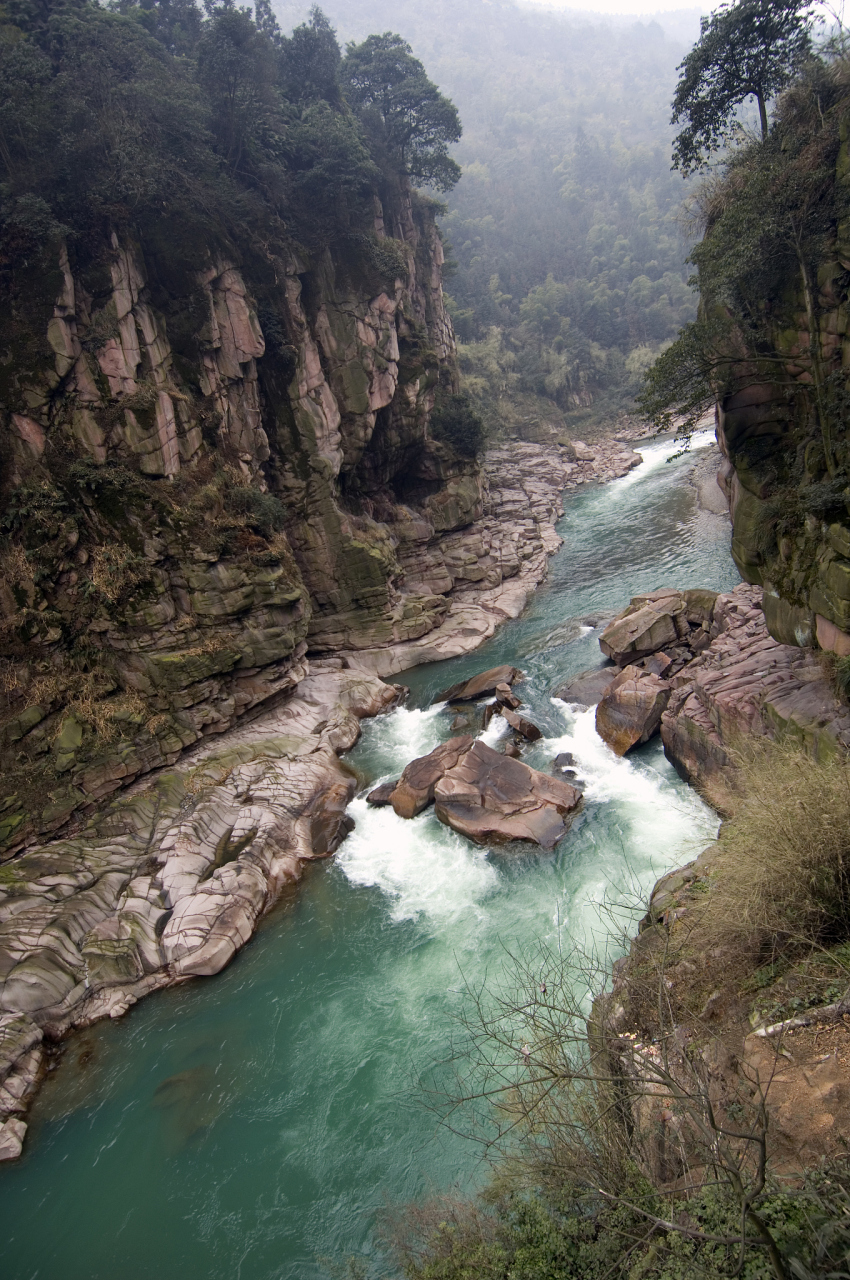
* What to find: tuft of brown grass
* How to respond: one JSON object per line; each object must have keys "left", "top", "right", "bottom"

{"left": 87, "top": 546, "right": 146, "bottom": 604}
{"left": 697, "top": 738, "right": 850, "bottom": 955}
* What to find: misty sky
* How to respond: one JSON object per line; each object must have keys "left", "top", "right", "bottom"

{"left": 520, "top": 0, "right": 715, "bottom": 15}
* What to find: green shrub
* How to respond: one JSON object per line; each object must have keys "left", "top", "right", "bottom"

{"left": 429, "top": 391, "right": 485, "bottom": 457}
{"left": 226, "top": 488, "right": 287, "bottom": 537}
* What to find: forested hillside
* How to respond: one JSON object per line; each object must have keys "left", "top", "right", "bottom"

{"left": 276, "top": 0, "right": 701, "bottom": 434}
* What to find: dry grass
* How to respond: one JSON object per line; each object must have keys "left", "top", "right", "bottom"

{"left": 697, "top": 738, "right": 850, "bottom": 954}
{"left": 0, "top": 544, "right": 33, "bottom": 590}
{"left": 87, "top": 545, "right": 146, "bottom": 604}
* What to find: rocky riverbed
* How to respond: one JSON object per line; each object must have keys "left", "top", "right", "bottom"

{"left": 0, "top": 435, "right": 641, "bottom": 1160}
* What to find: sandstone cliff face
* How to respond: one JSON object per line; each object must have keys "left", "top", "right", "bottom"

{"left": 713, "top": 130, "right": 850, "bottom": 658}
{"left": 0, "top": 187, "right": 481, "bottom": 855}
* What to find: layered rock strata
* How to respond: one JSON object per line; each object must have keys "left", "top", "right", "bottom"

{"left": 661, "top": 585, "right": 850, "bottom": 812}
{"left": 0, "top": 663, "right": 399, "bottom": 1159}
{"left": 340, "top": 439, "right": 640, "bottom": 676}
{"left": 0, "top": 209, "right": 639, "bottom": 856}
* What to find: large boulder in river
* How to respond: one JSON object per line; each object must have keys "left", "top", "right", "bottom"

{"left": 367, "top": 780, "right": 398, "bottom": 807}
{"left": 599, "top": 589, "right": 717, "bottom": 666}
{"left": 390, "top": 736, "right": 474, "bottom": 818}
{"left": 434, "top": 741, "right": 581, "bottom": 848}
{"left": 554, "top": 666, "right": 619, "bottom": 707}
{"left": 595, "top": 667, "right": 671, "bottom": 756}
{"left": 435, "top": 665, "right": 521, "bottom": 703}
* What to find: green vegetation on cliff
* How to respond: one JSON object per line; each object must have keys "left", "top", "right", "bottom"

{"left": 640, "top": 32, "right": 850, "bottom": 650}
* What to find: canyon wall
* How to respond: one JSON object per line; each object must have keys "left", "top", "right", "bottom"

{"left": 0, "top": 187, "right": 490, "bottom": 857}
{"left": 712, "top": 127, "right": 850, "bottom": 658}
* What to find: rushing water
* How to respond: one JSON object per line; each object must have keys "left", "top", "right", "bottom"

{"left": 1, "top": 432, "right": 740, "bottom": 1280}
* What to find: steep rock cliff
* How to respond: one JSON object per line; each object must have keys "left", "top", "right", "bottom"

{"left": 702, "top": 81, "right": 850, "bottom": 658}
{"left": 0, "top": 186, "right": 479, "bottom": 855}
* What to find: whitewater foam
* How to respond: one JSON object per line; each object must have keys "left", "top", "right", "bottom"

{"left": 548, "top": 699, "right": 718, "bottom": 874}
{"left": 336, "top": 798, "right": 499, "bottom": 923}
{"left": 614, "top": 426, "right": 717, "bottom": 492}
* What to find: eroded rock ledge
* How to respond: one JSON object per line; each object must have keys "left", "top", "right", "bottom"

{"left": 0, "top": 663, "right": 399, "bottom": 1159}
{"left": 342, "top": 438, "right": 641, "bottom": 675}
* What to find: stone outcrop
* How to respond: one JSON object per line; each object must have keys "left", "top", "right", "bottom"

{"left": 436, "top": 664, "right": 521, "bottom": 703}
{"left": 595, "top": 666, "right": 670, "bottom": 756}
{"left": 390, "top": 735, "right": 474, "bottom": 818}
{"left": 599, "top": 587, "right": 717, "bottom": 670}
{"left": 594, "top": 837, "right": 850, "bottom": 1187}
{"left": 388, "top": 736, "right": 581, "bottom": 848}
{"left": 337, "top": 439, "right": 641, "bottom": 676}
{"left": 0, "top": 661, "right": 400, "bottom": 1156}
{"left": 661, "top": 584, "right": 850, "bottom": 812}
{"left": 0, "top": 193, "right": 447, "bottom": 854}
{"left": 433, "top": 741, "right": 581, "bottom": 848}
{"left": 555, "top": 666, "right": 619, "bottom": 706}
{"left": 703, "top": 116, "right": 850, "bottom": 662}
{"left": 592, "top": 582, "right": 850, "bottom": 807}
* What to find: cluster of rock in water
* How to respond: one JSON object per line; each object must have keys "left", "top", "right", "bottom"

{"left": 566, "top": 583, "right": 850, "bottom": 813}
{"left": 366, "top": 665, "right": 581, "bottom": 849}
{"left": 5, "top": 565, "right": 850, "bottom": 1162}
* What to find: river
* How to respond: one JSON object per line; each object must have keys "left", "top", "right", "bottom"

{"left": 0, "top": 431, "right": 740, "bottom": 1280}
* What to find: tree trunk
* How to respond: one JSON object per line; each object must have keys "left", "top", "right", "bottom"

{"left": 757, "top": 91, "right": 768, "bottom": 142}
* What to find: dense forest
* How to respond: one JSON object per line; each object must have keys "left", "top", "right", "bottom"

{"left": 277, "top": 0, "right": 702, "bottom": 435}
{"left": 0, "top": 0, "right": 459, "bottom": 322}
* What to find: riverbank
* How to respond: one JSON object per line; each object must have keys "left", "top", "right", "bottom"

{"left": 340, "top": 436, "right": 642, "bottom": 674}
{"left": 0, "top": 433, "right": 643, "bottom": 1161}
{"left": 582, "top": 579, "right": 850, "bottom": 1184}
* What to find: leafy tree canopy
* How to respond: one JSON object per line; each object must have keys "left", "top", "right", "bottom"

{"left": 0, "top": 0, "right": 455, "bottom": 276}
{"left": 342, "top": 32, "right": 462, "bottom": 191}
{"left": 671, "top": 0, "right": 813, "bottom": 174}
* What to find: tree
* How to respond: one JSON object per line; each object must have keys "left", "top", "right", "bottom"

{"left": 196, "top": 6, "right": 275, "bottom": 173}
{"left": 278, "top": 5, "right": 341, "bottom": 105}
{"left": 342, "top": 32, "right": 461, "bottom": 192}
{"left": 671, "top": 0, "right": 813, "bottom": 175}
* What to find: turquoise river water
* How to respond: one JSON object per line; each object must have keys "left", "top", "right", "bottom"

{"left": 0, "top": 431, "right": 740, "bottom": 1279}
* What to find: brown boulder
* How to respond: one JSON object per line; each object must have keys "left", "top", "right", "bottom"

{"left": 366, "top": 780, "right": 398, "bottom": 807}
{"left": 434, "top": 740, "right": 581, "bottom": 849}
{"left": 599, "top": 589, "right": 719, "bottom": 667}
{"left": 554, "top": 666, "right": 619, "bottom": 707}
{"left": 389, "top": 735, "right": 474, "bottom": 818}
{"left": 600, "top": 594, "right": 686, "bottom": 665}
{"left": 494, "top": 682, "right": 521, "bottom": 709}
{"left": 500, "top": 707, "right": 542, "bottom": 741}
{"left": 639, "top": 651, "right": 673, "bottom": 677}
{"left": 435, "top": 665, "right": 521, "bottom": 703}
{"left": 595, "top": 667, "right": 671, "bottom": 756}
